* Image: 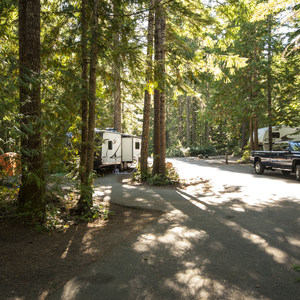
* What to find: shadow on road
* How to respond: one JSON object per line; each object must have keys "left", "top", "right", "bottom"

{"left": 48, "top": 165, "right": 300, "bottom": 300}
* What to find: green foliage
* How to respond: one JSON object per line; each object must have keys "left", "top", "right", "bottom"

{"left": 41, "top": 202, "right": 115, "bottom": 231}
{"left": 0, "top": 183, "right": 19, "bottom": 215}
{"left": 292, "top": 265, "right": 300, "bottom": 283}
{"left": 166, "top": 145, "right": 217, "bottom": 157}
{"left": 1, "top": 0, "right": 299, "bottom": 222}
{"left": 79, "top": 205, "right": 115, "bottom": 222}
{"left": 37, "top": 174, "right": 115, "bottom": 230}
{"left": 292, "top": 265, "right": 300, "bottom": 272}
{"left": 239, "top": 144, "right": 251, "bottom": 163}
{"left": 189, "top": 145, "right": 217, "bottom": 157}
{"left": 166, "top": 147, "right": 185, "bottom": 158}
{"left": 133, "top": 163, "right": 179, "bottom": 186}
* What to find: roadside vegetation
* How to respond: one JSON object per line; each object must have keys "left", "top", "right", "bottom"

{"left": 0, "top": 0, "right": 299, "bottom": 225}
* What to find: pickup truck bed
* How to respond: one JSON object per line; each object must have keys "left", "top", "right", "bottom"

{"left": 250, "top": 141, "right": 300, "bottom": 181}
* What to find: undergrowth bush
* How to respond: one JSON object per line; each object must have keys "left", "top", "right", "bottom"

{"left": 166, "top": 147, "right": 184, "bottom": 158}
{"left": 0, "top": 182, "right": 19, "bottom": 217}
{"left": 238, "top": 144, "right": 250, "bottom": 163}
{"left": 166, "top": 145, "right": 216, "bottom": 158}
{"left": 189, "top": 145, "right": 217, "bottom": 157}
{"left": 133, "top": 163, "right": 179, "bottom": 186}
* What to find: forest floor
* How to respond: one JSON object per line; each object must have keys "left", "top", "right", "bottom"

{"left": 0, "top": 179, "right": 162, "bottom": 300}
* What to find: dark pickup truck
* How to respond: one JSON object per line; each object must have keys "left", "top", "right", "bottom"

{"left": 250, "top": 141, "right": 300, "bottom": 181}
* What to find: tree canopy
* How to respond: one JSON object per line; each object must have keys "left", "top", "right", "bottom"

{"left": 0, "top": 0, "right": 299, "bottom": 221}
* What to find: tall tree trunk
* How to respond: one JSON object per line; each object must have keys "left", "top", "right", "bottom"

{"left": 152, "top": 0, "right": 162, "bottom": 175}
{"left": 86, "top": 0, "right": 99, "bottom": 187}
{"left": 186, "top": 96, "right": 190, "bottom": 147}
{"left": 77, "top": 0, "right": 99, "bottom": 212}
{"left": 249, "top": 28, "right": 259, "bottom": 151}
{"left": 240, "top": 121, "right": 247, "bottom": 150}
{"left": 204, "top": 82, "right": 210, "bottom": 145}
{"left": 153, "top": 0, "right": 166, "bottom": 175}
{"left": 249, "top": 116, "right": 254, "bottom": 150}
{"left": 178, "top": 96, "right": 183, "bottom": 143}
{"left": 112, "top": 0, "right": 122, "bottom": 132}
{"left": 79, "top": 0, "right": 89, "bottom": 201}
{"left": 140, "top": 0, "right": 154, "bottom": 176}
{"left": 18, "top": 0, "right": 45, "bottom": 222}
{"left": 252, "top": 29, "right": 259, "bottom": 151}
{"left": 158, "top": 8, "right": 166, "bottom": 175}
{"left": 267, "top": 15, "right": 273, "bottom": 151}
{"left": 166, "top": 101, "right": 170, "bottom": 149}
{"left": 254, "top": 115, "right": 259, "bottom": 150}
{"left": 204, "top": 121, "right": 209, "bottom": 144}
{"left": 191, "top": 97, "right": 197, "bottom": 146}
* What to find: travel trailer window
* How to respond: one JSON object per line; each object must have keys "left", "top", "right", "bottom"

{"left": 108, "top": 141, "right": 113, "bottom": 150}
{"left": 272, "top": 132, "right": 280, "bottom": 138}
{"left": 135, "top": 142, "right": 140, "bottom": 150}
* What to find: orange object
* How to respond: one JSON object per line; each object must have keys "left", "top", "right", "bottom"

{"left": 0, "top": 152, "right": 21, "bottom": 177}
{"left": 166, "top": 162, "right": 173, "bottom": 170}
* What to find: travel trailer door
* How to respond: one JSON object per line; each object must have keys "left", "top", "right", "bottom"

{"left": 121, "top": 136, "right": 133, "bottom": 162}
{"left": 101, "top": 132, "right": 122, "bottom": 165}
{"left": 133, "top": 137, "right": 141, "bottom": 162}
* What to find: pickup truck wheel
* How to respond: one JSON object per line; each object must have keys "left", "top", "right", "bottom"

{"left": 296, "top": 165, "right": 300, "bottom": 181}
{"left": 254, "top": 161, "right": 265, "bottom": 175}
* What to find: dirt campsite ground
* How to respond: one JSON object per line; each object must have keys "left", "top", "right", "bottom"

{"left": 0, "top": 179, "right": 162, "bottom": 300}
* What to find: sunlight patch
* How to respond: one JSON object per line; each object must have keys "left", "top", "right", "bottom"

{"left": 93, "top": 187, "right": 112, "bottom": 198}
{"left": 221, "top": 218, "right": 288, "bottom": 264}
{"left": 286, "top": 236, "right": 300, "bottom": 248}
{"left": 165, "top": 267, "right": 225, "bottom": 298}
{"left": 230, "top": 204, "right": 245, "bottom": 212}
{"left": 61, "top": 239, "right": 73, "bottom": 259}
{"left": 132, "top": 219, "right": 207, "bottom": 256}
{"left": 60, "top": 278, "right": 87, "bottom": 300}
{"left": 176, "top": 190, "right": 207, "bottom": 210}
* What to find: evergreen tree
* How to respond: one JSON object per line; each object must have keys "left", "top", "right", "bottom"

{"left": 141, "top": 0, "right": 155, "bottom": 177}
{"left": 18, "top": 0, "right": 45, "bottom": 222}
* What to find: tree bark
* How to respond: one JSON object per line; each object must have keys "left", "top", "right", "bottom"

{"left": 112, "top": 0, "right": 122, "bottom": 132}
{"left": 158, "top": 7, "right": 166, "bottom": 175}
{"left": 178, "top": 96, "right": 183, "bottom": 143}
{"left": 18, "top": 0, "right": 45, "bottom": 222}
{"left": 186, "top": 96, "right": 190, "bottom": 147}
{"left": 254, "top": 115, "right": 259, "bottom": 150}
{"left": 79, "top": 0, "right": 89, "bottom": 201}
{"left": 153, "top": 0, "right": 166, "bottom": 176}
{"left": 191, "top": 97, "right": 197, "bottom": 146}
{"left": 240, "top": 121, "right": 247, "bottom": 150}
{"left": 77, "top": 0, "right": 99, "bottom": 212}
{"left": 204, "top": 82, "right": 210, "bottom": 145}
{"left": 86, "top": 0, "right": 99, "bottom": 183}
{"left": 252, "top": 29, "right": 259, "bottom": 151}
{"left": 141, "top": 0, "right": 154, "bottom": 176}
{"left": 267, "top": 15, "right": 273, "bottom": 151}
{"left": 152, "top": 0, "right": 162, "bottom": 175}
{"left": 249, "top": 116, "right": 254, "bottom": 150}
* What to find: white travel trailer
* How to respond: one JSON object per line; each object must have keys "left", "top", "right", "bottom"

{"left": 94, "top": 129, "right": 141, "bottom": 169}
{"left": 257, "top": 126, "right": 300, "bottom": 150}
{"left": 121, "top": 134, "right": 142, "bottom": 166}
